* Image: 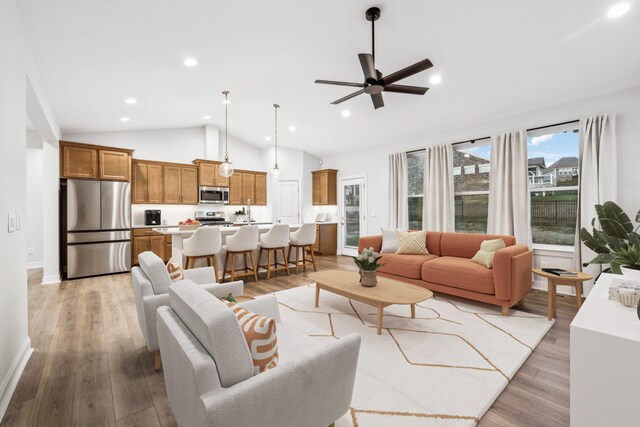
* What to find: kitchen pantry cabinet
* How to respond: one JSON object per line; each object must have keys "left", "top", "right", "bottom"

{"left": 132, "top": 160, "right": 198, "bottom": 205}
{"left": 228, "top": 171, "right": 267, "bottom": 205}
{"left": 310, "top": 223, "right": 338, "bottom": 255}
{"left": 132, "top": 228, "right": 172, "bottom": 264}
{"left": 60, "top": 141, "right": 132, "bottom": 181}
{"left": 193, "top": 159, "right": 229, "bottom": 187}
{"left": 312, "top": 169, "right": 337, "bottom": 205}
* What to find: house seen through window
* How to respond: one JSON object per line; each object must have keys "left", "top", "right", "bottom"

{"left": 453, "top": 142, "right": 491, "bottom": 234}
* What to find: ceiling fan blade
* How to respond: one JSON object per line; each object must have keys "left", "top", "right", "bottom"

{"left": 380, "top": 58, "right": 433, "bottom": 85}
{"left": 358, "top": 53, "right": 377, "bottom": 83}
{"left": 331, "top": 89, "right": 365, "bottom": 105}
{"left": 315, "top": 80, "right": 366, "bottom": 88}
{"left": 383, "top": 84, "right": 429, "bottom": 95}
{"left": 371, "top": 93, "right": 384, "bottom": 109}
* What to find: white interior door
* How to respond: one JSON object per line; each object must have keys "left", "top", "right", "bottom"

{"left": 340, "top": 177, "right": 366, "bottom": 256}
{"left": 276, "top": 180, "right": 300, "bottom": 225}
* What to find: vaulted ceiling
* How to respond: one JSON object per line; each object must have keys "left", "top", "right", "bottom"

{"left": 18, "top": 0, "right": 640, "bottom": 156}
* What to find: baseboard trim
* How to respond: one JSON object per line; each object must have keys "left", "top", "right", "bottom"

{"left": 26, "top": 262, "right": 43, "bottom": 269}
{"left": 41, "top": 273, "right": 61, "bottom": 285}
{"left": 0, "top": 337, "right": 33, "bottom": 423}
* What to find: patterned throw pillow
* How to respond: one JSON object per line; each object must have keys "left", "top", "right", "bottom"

{"left": 396, "top": 230, "right": 429, "bottom": 255}
{"left": 224, "top": 301, "right": 279, "bottom": 374}
{"left": 470, "top": 239, "right": 506, "bottom": 268}
{"left": 166, "top": 258, "right": 184, "bottom": 282}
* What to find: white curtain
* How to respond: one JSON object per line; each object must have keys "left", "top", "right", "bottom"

{"left": 388, "top": 152, "right": 408, "bottom": 229}
{"left": 487, "top": 130, "right": 531, "bottom": 246}
{"left": 423, "top": 144, "right": 455, "bottom": 231}
{"left": 574, "top": 115, "right": 617, "bottom": 289}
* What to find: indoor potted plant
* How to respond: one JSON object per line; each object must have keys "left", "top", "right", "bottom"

{"left": 353, "top": 247, "right": 384, "bottom": 287}
{"left": 580, "top": 201, "right": 640, "bottom": 280}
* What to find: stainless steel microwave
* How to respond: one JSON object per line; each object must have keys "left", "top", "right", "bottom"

{"left": 199, "top": 186, "right": 229, "bottom": 204}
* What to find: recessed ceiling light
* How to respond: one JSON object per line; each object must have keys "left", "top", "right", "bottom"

{"left": 429, "top": 74, "right": 442, "bottom": 85}
{"left": 607, "top": 2, "right": 630, "bottom": 18}
{"left": 288, "top": 126, "right": 296, "bottom": 132}
{"left": 341, "top": 110, "right": 351, "bottom": 118}
{"left": 184, "top": 57, "right": 198, "bottom": 67}
{"left": 203, "top": 115, "right": 211, "bottom": 120}
{"left": 265, "top": 136, "right": 272, "bottom": 142}
{"left": 120, "top": 117, "right": 130, "bottom": 122}
{"left": 125, "top": 98, "right": 136, "bottom": 104}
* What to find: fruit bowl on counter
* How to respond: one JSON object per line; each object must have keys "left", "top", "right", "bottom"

{"left": 178, "top": 218, "right": 201, "bottom": 230}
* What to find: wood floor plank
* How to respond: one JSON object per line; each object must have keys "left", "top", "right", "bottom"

{"left": 115, "top": 406, "right": 160, "bottom": 427}
{"left": 73, "top": 354, "right": 116, "bottom": 427}
{"left": 148, "top": 380, "right": 177, "bottom": 427}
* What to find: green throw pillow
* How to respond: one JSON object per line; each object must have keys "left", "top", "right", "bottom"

{"left": 470, "top": 239, "right": 506, "bottom": 268}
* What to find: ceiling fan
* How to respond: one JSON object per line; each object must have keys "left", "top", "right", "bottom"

{"left": 315, "top": 7, "right": 433, "bottom": 110}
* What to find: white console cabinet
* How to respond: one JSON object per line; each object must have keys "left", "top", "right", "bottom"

{"left": 570, "top": 273, "right": 640, "bottom": 427}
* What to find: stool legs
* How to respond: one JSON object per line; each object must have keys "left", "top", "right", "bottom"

{"left": 249, "top": 252, "right": 258, "bottom": 281}
{"left": 259, "top": 247, "right": 290, "bottom": 278}
{"left": 287, "top": 244, "right": 318, "bottom": 273}
{"left": 212, "top": 255, "right": 219, "bottom": 283}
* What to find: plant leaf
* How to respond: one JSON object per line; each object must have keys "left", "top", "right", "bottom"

{"left": 599, "top": 218, "right": 629, "bottom": 239}
{"left": 588, "top": 253, "right": 613, "bottom": 264}
{"left": 602, "top": 201, "right": 633, "bottom": 233}
{"left": 580, "top": 227, "right": 609, "bottom": 253}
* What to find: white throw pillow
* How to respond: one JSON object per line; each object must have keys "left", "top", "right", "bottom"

{"left": 381, "top": 228, "right": 404, "bottom": 253}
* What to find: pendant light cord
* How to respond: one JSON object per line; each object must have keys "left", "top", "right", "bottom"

{"left": 223, "top": 91, "right": 229, "bottom": 162}
{"left": 274, "top": 104, "right": 279, "bottom": 168}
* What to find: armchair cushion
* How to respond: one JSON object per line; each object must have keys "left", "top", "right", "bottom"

{"left": 182, "top": 266, "right": 216, "bottom": 284}
{"left": 139, "top": 251, "right": 172, "bottom": 294}
{"left": 169, "top": 281, "right": 253, "bottom": 387}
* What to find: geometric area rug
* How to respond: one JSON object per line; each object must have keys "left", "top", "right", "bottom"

{"left": 274, "top": 284, "right": 554, "bottom": 426}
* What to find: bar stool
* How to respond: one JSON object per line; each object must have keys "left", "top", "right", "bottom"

{"left": 287, "top": 223, "right": 317, "bottom": 273}
{"left": 258, "top": 224, "right": 290, "bottom": 279}
{"left": 222, "top": 225, "right": 259, "bottom": 282}
{"left": 183, "top": 227, "right": 222, "bottom": 283}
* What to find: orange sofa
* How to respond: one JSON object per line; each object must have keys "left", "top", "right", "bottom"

{"left": 358, "top": 232, "right": 532, "bottom": 314}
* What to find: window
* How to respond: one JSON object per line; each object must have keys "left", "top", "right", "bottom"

{"left": 454, "top": 142, "right": 491, "bottom": 234}
{"left": 407, "top": 151, "right": 425, "bottom": 230}
{"left": 527, "top": 125, "right": 579, "bottom": 246}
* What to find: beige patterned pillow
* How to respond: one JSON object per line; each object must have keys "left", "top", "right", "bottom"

{"left": 396, "top": 230, "right": 429, "bottom": 255}
{"left": 224, "top": 301, "right": 279, "bottom": 375}
{"left": 166, "top": 258, "right": 184, "bottom": 282}
{"left": 471, "top": 239, "right": 506, "bottom": 268}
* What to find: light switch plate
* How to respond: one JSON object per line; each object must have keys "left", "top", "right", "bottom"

{"left": 8, "top": 212, "right": 16, "bottom": 232}
{"left": 16, "top": 212, "right": 21, "bottom": 230}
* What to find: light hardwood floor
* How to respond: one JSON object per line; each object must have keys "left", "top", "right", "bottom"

{"left": 2, "top": 257, "right": 576, "bottom": 426}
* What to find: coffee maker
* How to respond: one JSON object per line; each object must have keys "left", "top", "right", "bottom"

{"left": 144, "top": 209, "right": 161, "bottom": 225}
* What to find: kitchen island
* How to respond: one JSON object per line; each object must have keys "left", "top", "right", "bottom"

{"left": 153, "top": 224, "right": 301, "bottom": 269}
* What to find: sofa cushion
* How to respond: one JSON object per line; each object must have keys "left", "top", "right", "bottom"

{"left": 440, "top": 233, "right": 515, "bottom": 259}
{"left": 422, "top": 256, "right": 495, "bottom": 294}
{"left": 169, "top": 281, "right": 253, "bottom": 387}
{"left": 275, "top": 323, "right": 323, "bottom": 365}
{"left": 379, "top": 253, "right": 438, "bottom": 279}
{"left": 139, "top": 251, "right": 173, "bottom": 294}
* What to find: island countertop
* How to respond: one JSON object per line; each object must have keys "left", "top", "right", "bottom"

{"left": 152, "top": 224, "right": 301, "bottom": 236}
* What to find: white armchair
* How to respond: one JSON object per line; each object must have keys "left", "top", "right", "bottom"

{"left": 131, "top": 251, "right": 244, "bottom": 369}
{"left": 157, "top": 281, "right": 361, "bottom": 427}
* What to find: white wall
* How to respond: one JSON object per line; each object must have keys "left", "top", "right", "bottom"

{"left": 323, "top": 86, "right": 640, "bottom": 234}
{"left": 221, "top": 133, "right": 263, "bottom": 171}
{"left": 26, "top": 131, "right": 43, "bottom": 268}
{"left": 0, "top": 0, "right": 60, "bottom": 420}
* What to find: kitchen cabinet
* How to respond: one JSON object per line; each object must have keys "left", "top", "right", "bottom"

{"left": 194, "top": 160, "right": 229, "bottom": 187}
{"left": 99, "top": 149, "right": 130, "bottom": 181}
{"left": 180, "top": 167, "right": 198, "bottom": 204}
{"left": 312, "top": 169, "right": 337, "bottom": 205}
{"left": 310, "top": 223, "right": 337, "bottom": 255}
{"left": 254, "top": 173, "right": 267, "bottom": 206}
{"left": 229, "top": 173, "right": 244, "bottom": 205}
{"left": 242, "top": 173, "right": 256, "bottom": 204}
{"left": 132, "top": 228, "right": 167, "bottom": 265}
{"left": 163, "top": 166, "right": 182, "bottom": 204}
{"left": 132, "top": 161, "right": 163, "bottom": 204}
{"left": 227, "top": 171, "right": 267, "bottom": 205}
{"left": 60, "top": 141, "right": 133, "bottom": 181}
{"left": 164, "top": 235, "right": 172, "bottom": 262}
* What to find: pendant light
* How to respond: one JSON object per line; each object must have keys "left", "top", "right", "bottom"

{"left": 219, "top": 91, "right": 234, "bottom": 178}
{"left": 272, "top": 103, "right": 280, "bottom": 178}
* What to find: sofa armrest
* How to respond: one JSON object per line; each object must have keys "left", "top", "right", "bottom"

{"left": 358, "top": 235, "right": 382, "bottom": 253}
{"left": 183, "top": 267, "right": 215, "bottom": 284}
{"left": 493, "top": 244, "right": 532, "bottom": 303}
{"left": 201, "top": 333, "right": 361, "bottom": 427}
{"left": 238, "top": 295, "right": 281, "bottom": 323}
{"left": 142, "top": 293, "right": 170, "bottom": 352}
{"left": 201, "top": 281, "right": 244, "bottom": 298}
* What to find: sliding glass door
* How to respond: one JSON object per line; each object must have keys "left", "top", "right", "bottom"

{"left": 340, "top": 177, "right": 366, "bottom": 256}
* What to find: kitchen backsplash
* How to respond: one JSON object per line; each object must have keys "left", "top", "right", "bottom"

{"left": 131, "top": 204, "right": 272, "bottom": 226}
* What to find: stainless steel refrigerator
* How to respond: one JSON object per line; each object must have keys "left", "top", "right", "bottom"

{"left": 64, "top": 179, "right": 132, "bottom": 279}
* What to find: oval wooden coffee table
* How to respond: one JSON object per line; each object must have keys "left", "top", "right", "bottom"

{"left": 308, "top": 269, "right": 433, "bottom": 335}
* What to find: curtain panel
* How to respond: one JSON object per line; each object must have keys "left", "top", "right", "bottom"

{"left": 388, "top": 152, "right": 409, "bottom": 229}
{"left": 423, "top": 144, "right": 455, "bottom": 231}
{"left": 487, "top": 130, "right": 532, "bottom": 246}
{"left": 574, "top": 114, "right": 617, "bottom": 291}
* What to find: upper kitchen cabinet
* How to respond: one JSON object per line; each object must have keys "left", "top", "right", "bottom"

{"left": 193, "top": 159, "right": 229, "bottom": 187}
{"left": 161, "top": 163, "right": 198, "bottom": 205}
{"left": 254, "top": 172, "right": 267, "bottom": 206}
{"left": 132, "top": 161, "right": 164, "bottom": 204}
{"left": 180, "top": 166, "right": 199, "bottom": 204}
{"left": 227, "top": 171, "right": 267, "bottom": 205}
{"left": 241, "top": 173, "right": 256, "bottom": 204}
{"left": 312, "top": 169, "right": 338, "bottom": 205}
{"left": 60, "top": 141, "right": 133, "bottom": 181}
{"left": 228, "top": 173, "right": 243, "bottom": 205}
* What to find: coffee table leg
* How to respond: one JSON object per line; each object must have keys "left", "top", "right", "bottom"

{"left": 377, "top": 303, "right": 383, "bottom": 335}
{"left": 315, "top": 283, "right": 320, "bottom": 308}
{"left": 411, "top": 304, "right": 416, "bottom": 319}
{"left": 547, "top": 278, "right": 554, "bottom": 320}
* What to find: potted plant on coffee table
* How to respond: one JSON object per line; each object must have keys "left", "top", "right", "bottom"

{"left": 580, "top": 201, "right": 640, "bottom": 280}
{"left": 353, "top": 247, "right": 384, "bottom": 287}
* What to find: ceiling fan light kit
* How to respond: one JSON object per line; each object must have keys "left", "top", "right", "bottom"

{"left": 315, "top": 7, "right": 433, "bottom": 109}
